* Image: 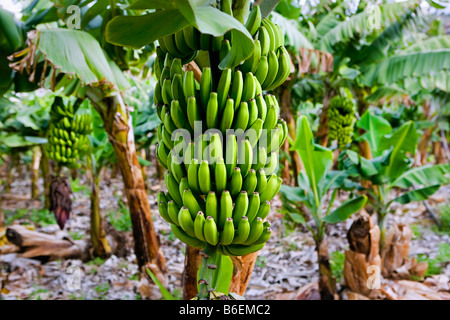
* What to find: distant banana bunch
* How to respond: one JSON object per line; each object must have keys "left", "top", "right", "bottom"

{"left": 327, "top": 96, "right": 356, "bottom": 148}
{"left": 47, "top": 97, "right": 92, "bottom": 167}
{"left": 153, "top": 4, "right": 291, "bottom": 257}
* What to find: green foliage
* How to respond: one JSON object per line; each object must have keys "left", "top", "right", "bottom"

{"left": 281, "top": 116, "right": 366, "bottom": 242}
{"left": 416, "top": 243, "right": 450, "bottom": 277}
{"left": 329, "top": 251, "right": 345, "bottom": 283}
{"left": 435, "top": 203, "right": 450, "bottom": 235}
{"left": 108, "top": 199, "right": 132, "bottom": 232}
{"left": 5, "top": 208, "right": 56, "bottom": 226}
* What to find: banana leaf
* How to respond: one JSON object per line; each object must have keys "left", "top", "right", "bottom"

{"left": 323, "top": 195, "right": 367, "bottom": 224}
{"left": 357, "top": 111, "right": 392, "bottom": 156}
{"left": 391, "top": 184, "right": 441, "bottom": 205}
{"left": 379, "top": 121, "right": 419, "bottom": 181}
{"left": 391, "top": 164, "right": 450, "bottom": 189}
{"left": 37, "top": 29, "right": 129, "bottom": 91}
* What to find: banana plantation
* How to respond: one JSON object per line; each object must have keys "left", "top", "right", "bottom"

{"left": 0, "top": 0, "right": 449, "bottom": 304}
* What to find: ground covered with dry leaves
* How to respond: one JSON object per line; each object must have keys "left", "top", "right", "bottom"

{"left": 1, "top": 166, "right": 449, "bottom": 300}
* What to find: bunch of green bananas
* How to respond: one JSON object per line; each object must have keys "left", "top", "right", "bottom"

{"left": 154, "top": 4, "right": 291, "bottom": 257}
{"left": 327, "top": 96, "right": 356, "bottom": 148}
{"left": 46, "top": 98, "right": 92, "bottom": 167}
{"left": 240, "top": 5, "right": 291, "bottom": 91}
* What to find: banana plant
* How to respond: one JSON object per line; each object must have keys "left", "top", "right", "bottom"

{"left": 339, "top": 111, "right": 450, "bottom": 242}
{"left": 280, "top": 115, "right": 367, "bottom": 300}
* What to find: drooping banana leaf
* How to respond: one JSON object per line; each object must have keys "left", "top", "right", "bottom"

{"left": 391, "top": 164, "right": 450, "bottom": 189}
{"left": 390, "top": 184, "right": 441, "bottom": 205}
{"left": 323, "top": 195, "right": 367, "bottom": 224}
{"left": 36, "top": 29, "right": 129, "bottom": 91}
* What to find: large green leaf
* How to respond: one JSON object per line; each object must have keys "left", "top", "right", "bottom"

{"left": 318, "top": 170, "right": 350, "bottom": 196}
{"left": 37, "top": 29, "right": 129, "bottom": 90}
{"left": 380, "top": 121, "right": 419, "bottom": 181}
{"left": 357, "top": 111, "right": 392, "bottom": 156}
{"left": 391, "top": 185, "right": 441, "bottom": 205}
{"left": 146, "top": 269, "right": 176, "bottom": 300}
{"left": 363, "top": 49, "right": 450, "bottom": 87}
{"left": 279, "top": 184, "right": 307, "bottom": 202}
{"left": 291, "top": 116, "right": 333, "bottom": 207}
{"left": 105, "top": 9, "right": 189, "bottom": 49}
{"left": 391, "top": 164, "right": 450, "bottom": 189}
{"left": 323, "top": 195, "right": 367, "bottom": 224}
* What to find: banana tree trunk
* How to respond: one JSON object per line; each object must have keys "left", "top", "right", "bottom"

{"left": 31, "top": 146, "right": 41, "bottom": 199}
{"left": 87, "top": 89, "right": 166, "bottom": 283}
{"left": 88, "top": 161, "right": 112, "bottom": 259}
{"left": 40, "top": 144, "right": 51, "bottom": 210}
{"left": 316, "top": 237, "right": 337, "bottom": 300}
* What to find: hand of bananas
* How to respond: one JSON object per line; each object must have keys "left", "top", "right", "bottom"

{"left": 47, "top": 97, "right": 93, "bottom": 167}
{"left": 327, "top": 96, "right": 356, "bottom": 148}
{"left": 154, "top": 5, "right": 291, "bottom": 257}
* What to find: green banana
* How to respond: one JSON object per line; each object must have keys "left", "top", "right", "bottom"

{"left": 244, "top": 5, "right": 261, "bottom": 36}
{"left": 243, "top": 169, "right": 257, "bottom": 195}
{"left": 255, "top": 169, "right": 267, "bottom": 194}
{"left": 254, "top": 55, "right": 269, "bottom": 85}
{"left": 171, "top": 74, "right": 186, "bottom": 110}
{"left": 200, "top": 67, "right": 212, "bottom": 109}
{"left": 183, "top": 26, "right": 201, "bottom": 51}
{"left": 194, "top": 211, "right": 206, "bottom": 241}
{"left": 165, "top": 171, "right": 183, "bottom": 206}
{"left": 220, "top": 217, "right": 235, "bottom": 246}
{"left": 257, "top": 26, "right": 270, "bottom": 56}
{"left": 187, "top": 158, "right": 200, "bottom": 194}
{"left": 232, "top": 191, "right": 249, "bottom": 225}
{"left": 161, "top": 78, "right": 173, "bottom": 105}
{"left": 252, "top": 227, "right": 271, "bottom": 245}
{"left": 263, "top": 105, "right": 277, "bottom": 130}
{"left": 240, "top": 39, "right": 261, "bottom": 74}
{"left": 233, "top": 101, "right": 249, "bottom": 132}
{"left": 225, "top": 134, "right": 237, "bottom": 179}
{"left": 171, "top": 224, "right": 205, "bottom": 249}
{"left": 183, "top": 70, "right": 196, "bottom": 100}
{"left": 261, "top": 19, "right": 276, "bottom": 52}
{"left": 219, "top": 98, "right": 235, "bottom": 133}
{"left": 266, "top": 46, "right": 291, "bottom": 90}
{"left": 233, "top": 216, "right": 250, "bottom": 244}
{"left": 175, "top": 30, "right": 194, "bottom": 56}
{"left": 170, "top": 100, "right": 187, "bottom": 129}
{"left": 217, "top": 68, "right": 232, "bottom": 112}
{"left": 205, "top": 191, "right": 218, "bottom": 223}
{"left": 244, "top": 217, "right": 264, "bottom": 245}
{"left": 262, "top": 50, "right": 279, "bottom": 89}
{"left": 214, "top": 157, "right": 227, "bottom": 194}
{"left": 178, "top": 206, "right": 196, "bottom": 237}
{"left": 247, "top": 98, "right": 259, "bottom": 127}
{"left": 170, "top": 58, "right": 183, "bottom": 79}
{"left": 168, "top": 200, "right": 181, "bottom": 226}
{"left": 246, "top": 192, "right": 261, "bottom": 223}
{"left": 241, "top": 72, "right": 256, "bottom": 102}
{"left": 256, "top": 200, "right": 270, "bottom": 220}
{"left": 182, "top": 189, "right": 203, "bottom": 219}
{"left": 198, "top": 160, "right": 211, "bottom": 194}
{"left": 230, "top": 69, "right": 243, "bottom": 110}
{"left": 187, "top": 96, "right": 201, "bottom": 131}
{"left": 204, "top": 216, "right": 219, "bottom": 246}
{"left": 238, "top": 139, "right": 253, "bottom": 178}
{"left": 219, "top": 190, "right": 233, "bottom": 230}
{"left": 206, "top": 92, "right": 219, "bottom": 129}
{"left": 264, "top": 152, "right": 278, "bottom": 175}
{"left": 230, "top": 167, "right": 243, "bottom": 199}
{"left": 260, "top": 174, "right": 280, "bottom": 203}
